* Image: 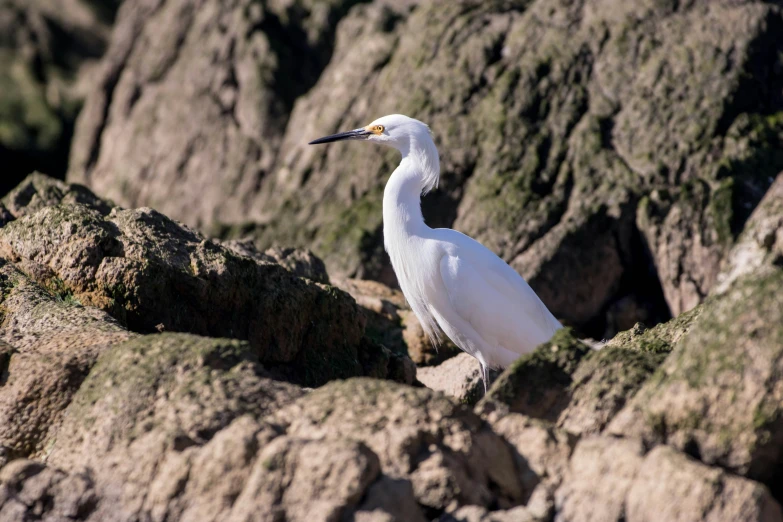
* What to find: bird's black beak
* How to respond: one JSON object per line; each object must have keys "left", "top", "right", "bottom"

{"left": 308, "top": 128, "right": 371, "bottom": 145}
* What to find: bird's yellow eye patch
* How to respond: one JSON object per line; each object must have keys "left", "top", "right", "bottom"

{"left": 366, "top": 124, "right": 385, "bottom": 135}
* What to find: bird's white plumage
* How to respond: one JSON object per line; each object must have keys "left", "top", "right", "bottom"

{"left": 311, "top": 114, "right": 562, "bottom": 383}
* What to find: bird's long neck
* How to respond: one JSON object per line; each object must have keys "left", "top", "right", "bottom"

{"left": 382, "top": 138, "right": 440, "bottom": 250}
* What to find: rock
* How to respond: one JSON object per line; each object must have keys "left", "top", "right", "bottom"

{"left": 1, "top": 173, "right": 113, "bottom": 220}
{"left": 476, "top": 324, "right": 668, "bottom": 436}
{"left": 42, "top": 334, "right": 304, "bottom": 518}
{"left": 417, "top": 353, "right": 498, "bottom": 405}
{"left": 348, "top": 476, "right": 428, "bottom": 522}
{"left": 0, "top": 0, "right": 119, "bottom": 192}
{"left": 0, "top": 415, "right": 426, "bottom": 522}
{"left": 479, "top": 329, "right": 591, "bottom": 421}
{"left": 626, "top": 445, "right": 782, "bottom": 522}
{"left": 220, "top": 239, "right": 330, "bottom": 284}
{"left": 604, "top": 305, "right": 703, "bottom": 354}
{"left": 486, "top": 412, "right": 575, "bottom": 519}
{"left": 556, "top": 347, "right": 665, "bottom": 436}
{"left": 272, "top": 378, "right": 531, "bottom": 512}
{"left": 48, "top": 333, "right": 304, "bottom": 469}
{"left": 442, "top": 505, "right": 542, "bottom": 522}
{"left": 554, "top": 437, "right": 646, "bottom": 522}
{"left": 68, "top": 0, "right": 367, "bottom": 230}
{"left": 402, "top": 309, "right": 462, "bottom": 366}
{"left": 0, "top": 459, "right": 98, "bottom": 521}
{"left": 608, "top": 269, "right": 783, "bottom": 484}
{"left": 335, "top": 277, "right": 460, "bottom": 364}
{"left": 228, "top": 436, "right": 381, "bottom": 522}
{"left": 0, "top": 191, "right": 411, "bottom": 386}
{"left": 554, "top": 437, "right": 782, "bottom": 522}
{"left": 4, "top": 376, "right": 539, "bottom": 520}
{"left": 715, "top": 172, "right": 783, "bottom": 293}
{"left": 0, "top": 205, "right": 12, "bottom": 228}
{"left": 235, "top": 0, "right": 781, "bottom": 333}
{"left": 0, "top": 259, "right": 133, "bottom": 460}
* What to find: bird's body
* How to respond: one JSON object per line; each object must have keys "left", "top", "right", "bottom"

{"left": 310, "top": 114, "right": 561, "bottom": 386}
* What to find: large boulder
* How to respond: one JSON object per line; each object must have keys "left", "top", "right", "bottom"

{"left": 1, "top": 172, "right": 113, "bottom": 222}
{"left": 0, "top": 176, "right": 414, "bottom": 387}
{"left": 46, "top": 333, "right": 303, "bottom": 468}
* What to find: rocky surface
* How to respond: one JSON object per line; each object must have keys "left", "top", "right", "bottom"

{"left": 0, "top": 175, "right": 414, "bottom": 387}
{"left": 0, "top": 259, "right": 133, "bottom": 464}
{"left": 2, "top": 0, "right": 783, "bottom": 520}
{"left": 556, "top": 437, "right": 782, "bottom": 522}
{"left": 66, "top": 0, "right": 783, "bottom": 337}
{"left": 335, "top": 276, "right": 460, "bottom": 365}
{"left": 0, "top": 176, "right": 781, "bottom": 520}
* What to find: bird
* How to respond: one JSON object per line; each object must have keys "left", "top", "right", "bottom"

{"left": 309, "top": 114, "right": 562, "bottom": 390}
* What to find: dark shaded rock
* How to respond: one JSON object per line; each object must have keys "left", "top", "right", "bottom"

{"left": 220, "top": 239, "right": 330, "bottom": 284}
{"left": 0, "top": 459, "right": 98, "bottom": 521}
{"left": 479, "top": 329, "right": 591, "bottom": 421}
{"left": 715, "top": 172, "right": 783, "bottom": 292}
{"left": 0, "top": 197, "right": 411, "bottom": 387}
{"left": 556, "top": 347, "right": 666, "bottom": 436}
{"left": 272, "top": 378, "right": 530, "bottom": 512}
{"left": 0, "top": 205, "right": 11, "bottom": 228}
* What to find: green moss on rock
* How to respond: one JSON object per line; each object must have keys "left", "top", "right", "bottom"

{"left": 606, "top": 305, "right": 703, "bottom": 354}
{"left": 480, "top": 328, "right": 590, "bottom": 420}
{"left": 609, "top": 269, "right": 783, "bottom": 482}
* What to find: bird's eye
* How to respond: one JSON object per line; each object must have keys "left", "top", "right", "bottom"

{"left": 374, "top": 125, "right": 385, "bottom": 134}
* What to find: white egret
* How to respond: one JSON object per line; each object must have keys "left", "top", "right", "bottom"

{"left": 309, "top": 114, "right": 562, "bottom": 389}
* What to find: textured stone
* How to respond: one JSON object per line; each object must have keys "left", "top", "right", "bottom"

{"left": 417, "top": 353, "right": 497, "bottom": 405}
{"left": 272, "top": 378, "right": 531, "bottom": 512}
{"left": 0, "top": 260, "right": 132, "bottom": 460}
{"left": 555, "top": 437, "right": 782, "bottom": 522}
{"left": 0, "top": 192, "right": 412, "bottom": 387}
{"left": 608, "top": 269, "right": 783, "bottom": 484}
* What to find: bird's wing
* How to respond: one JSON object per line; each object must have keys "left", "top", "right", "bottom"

{"left": 438, "top": 253, "right": 559, "bottom": 366}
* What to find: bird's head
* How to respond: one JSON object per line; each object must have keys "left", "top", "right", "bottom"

{"left": 308, "top": 114, "right": 432, "bottom": 151}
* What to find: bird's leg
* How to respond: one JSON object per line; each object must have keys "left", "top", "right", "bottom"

{"left": 480, "top": 362, "right": 489, "bottom": 395}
